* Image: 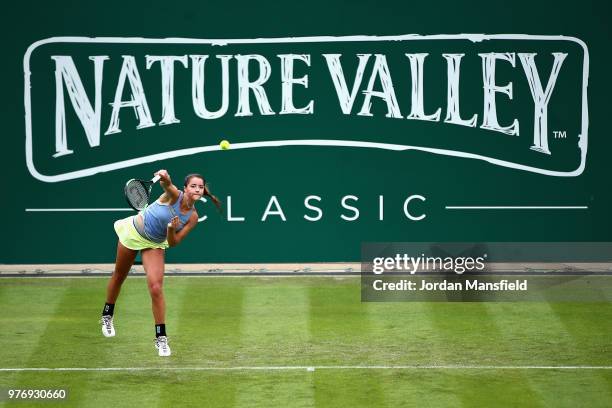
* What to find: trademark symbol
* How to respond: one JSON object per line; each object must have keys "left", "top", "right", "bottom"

{"left": 553, "top": 130, "right": 567, "bottom": 139}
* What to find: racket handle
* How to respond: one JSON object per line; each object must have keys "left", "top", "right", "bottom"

{"left": 151, "top": 175, "right": 161, "bottom": 183}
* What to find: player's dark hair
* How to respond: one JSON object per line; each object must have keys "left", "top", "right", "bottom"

{"left": 184, "top": 173, "right": 222, "bottom": 212}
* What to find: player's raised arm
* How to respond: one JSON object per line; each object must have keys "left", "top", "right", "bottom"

{"left": 154, "top": 169, "right": 180, "bottom": 203}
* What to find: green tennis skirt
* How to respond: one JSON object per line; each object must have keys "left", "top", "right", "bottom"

{"left": 114, "top": 216, "right": 169, "bottom": 250}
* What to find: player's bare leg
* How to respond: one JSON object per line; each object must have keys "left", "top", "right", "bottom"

{"left": 106, "top": 241, "right": 138, "bottom": 303}
{"left": 101, "top": 241, "right": 137, "bottom": 337}
{"left": 142, "top": 248, "right": 171, "bottom": 356}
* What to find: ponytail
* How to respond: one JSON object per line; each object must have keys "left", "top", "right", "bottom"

{"left": 203, "top": 184, "right": 223, "bottom": 213}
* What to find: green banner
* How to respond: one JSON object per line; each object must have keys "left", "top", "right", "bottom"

{"left": 2, "top": 1, "right": 610, "bottom": 263}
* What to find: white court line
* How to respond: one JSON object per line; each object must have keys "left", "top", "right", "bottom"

{"left": 1, "top": 365, "right": 610, "bottom": 372}
{"left": 445, "top": 206, "right": 588, "bottom": 210}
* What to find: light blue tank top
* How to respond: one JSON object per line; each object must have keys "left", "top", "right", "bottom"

{"left": 140, "top": 191, "right": 194, "bottom": 243}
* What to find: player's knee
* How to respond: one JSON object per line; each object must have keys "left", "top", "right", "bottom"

{"left": 148, "top": 281, "right": 164, "bottom": 298}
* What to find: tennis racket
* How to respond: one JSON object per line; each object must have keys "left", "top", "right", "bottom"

{"left": 124, "top": 175, "right": 161, "bottom": 211}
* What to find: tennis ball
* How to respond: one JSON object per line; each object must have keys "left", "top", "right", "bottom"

{"left": 220, "top": 140, "right": 231, "bottom": 150}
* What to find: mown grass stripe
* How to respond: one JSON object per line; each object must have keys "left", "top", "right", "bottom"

{"left": 0, "top": 279, "right": 66, "bottom": 367}
{"left": 546, "top": 302, "right": 612, "bottom": 402}
{"left": 422, "top": 302, "right": 544, "bottom": 406}
{"left": 365, "top": 301, "right": 464, "bottom": 407}
{"left": 8, "top": 279, "right": 96, "bottom": 407}
{"left": 235, "top": 282, "right": 313, "bottom": 407}
{"left": 159, "top": 277, "right": 245, "bottom": 407}
{"left": 308, "top": 282, "right": 389, "bottom": 408}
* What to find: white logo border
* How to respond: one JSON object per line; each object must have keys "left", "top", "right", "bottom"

{"left": 24, "top": 34, "right": 589, "bottom": 182}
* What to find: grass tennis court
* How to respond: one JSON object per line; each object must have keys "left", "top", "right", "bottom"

{"left": 0, "top": 276, "right": 611, "bottom": 407}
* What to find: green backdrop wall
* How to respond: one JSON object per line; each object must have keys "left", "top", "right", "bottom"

{"left": 2, "top": 1, "right": 610, "bottom": 263}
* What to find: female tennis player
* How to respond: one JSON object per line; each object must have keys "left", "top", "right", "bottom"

{"left": 100, "top": 169, "right": 221, "bottom": 357}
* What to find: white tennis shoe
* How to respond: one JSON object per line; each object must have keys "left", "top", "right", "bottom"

{"left": 101, "top": 315, "right": 115, "bottom": 337}
{"left": 155, "top": 336, "right": 171, "bottom": 357}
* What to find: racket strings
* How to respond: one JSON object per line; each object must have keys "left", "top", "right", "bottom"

{"left": 126, "top": 181, "right": 149, "bottom": 210}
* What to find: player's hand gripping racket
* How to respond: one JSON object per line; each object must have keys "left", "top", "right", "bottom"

{"left": 124, "top": 175, "right": 161, "bottom": 211}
